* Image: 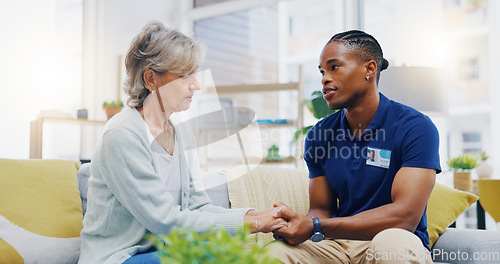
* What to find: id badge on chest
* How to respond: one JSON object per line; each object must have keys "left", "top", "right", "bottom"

{"left": 366, "top": 147, "right": 391, "bottom": 169}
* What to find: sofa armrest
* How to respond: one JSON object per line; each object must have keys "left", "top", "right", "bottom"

{"left": 77, "top": 163, "right": 91, "bottom": 215}
{"left": 202, "top": 171, "right": 230, "bottom": 209}
{"left": 432, "top": 228, "right": 500, "bottom": 264}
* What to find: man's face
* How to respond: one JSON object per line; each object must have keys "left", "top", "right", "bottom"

{"left": 318, "top": 41, "right": 368, "bottom": 110}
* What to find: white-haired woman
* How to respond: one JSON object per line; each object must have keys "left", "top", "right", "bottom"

{"left": 78, "top": 21, "right": 286, "bottom": 264}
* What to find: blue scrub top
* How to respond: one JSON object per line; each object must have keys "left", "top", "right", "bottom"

{"left": 304, "top": 93, "right": 441, "bottom": 250}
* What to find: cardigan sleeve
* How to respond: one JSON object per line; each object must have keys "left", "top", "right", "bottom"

{"left": 93, "top": 126, "right": 247, "bottom": 235}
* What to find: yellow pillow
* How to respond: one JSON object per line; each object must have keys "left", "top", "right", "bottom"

{"left": 426, "top": 182, "right": 478, "bottom": 248}
{"left": 0, "top": 159, "right": 82, "bottom": 264}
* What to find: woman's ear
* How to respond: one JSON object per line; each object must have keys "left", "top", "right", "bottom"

{"left": 143, "top": 69, "right": 157, "bottom": 92}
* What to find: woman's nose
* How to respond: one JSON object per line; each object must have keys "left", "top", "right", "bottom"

{"left": 190, "top": 76, "right": 201, "bottom": 91}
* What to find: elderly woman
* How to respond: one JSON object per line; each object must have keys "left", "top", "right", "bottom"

{"left": 78, "top": 21, "right": 286, "bottom": 264}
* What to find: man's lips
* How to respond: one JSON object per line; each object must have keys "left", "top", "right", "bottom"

{"left": 322, "top": 87, "right": 337, "bottom": 100}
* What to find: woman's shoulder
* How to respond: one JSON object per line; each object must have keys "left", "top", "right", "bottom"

{"left": 105, "top": 108, "right": 144, "bottom": 133}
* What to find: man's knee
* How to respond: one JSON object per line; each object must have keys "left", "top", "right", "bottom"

{"left": 368, "top": 228, "right": 431, "bottom": 263}
{"left": 371, "top": 228, "right": 419, "bottom": 250}
{"left": 371, "top": 228, "right": 414, "bottom": 248}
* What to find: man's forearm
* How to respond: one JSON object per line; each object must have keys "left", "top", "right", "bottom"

{"left": 307, "top": 208, "right": 333, "bottom": 219}
{"left": 319, "top": 203, "right": 418, "bottom": 240}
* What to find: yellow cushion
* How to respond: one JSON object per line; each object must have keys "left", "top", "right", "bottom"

{"left": 426, "top": 182, "right": 478, "bottom": 248}
{"left": 0, "top": 159, "right": 82, "bottom": 264}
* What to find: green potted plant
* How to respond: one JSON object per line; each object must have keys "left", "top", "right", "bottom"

{"left": 102, "top": 100, "right": 124, "bottom": 120}
{"left": 148, "top": 226, "right": 278, "bottom": 264}
{"left": 447, "top": 154, "right": 478, "bottom": 192}
{"left": 293, "top": 90, "right": 337, "bottom": 141}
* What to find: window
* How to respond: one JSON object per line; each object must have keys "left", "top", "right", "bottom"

{"left": 194, "top": 0, "right": 235, "bottom": 8}
{"left": 462, "top": 132, "right": 482, "bottom": 154}
{"left": 457, "top": 58, "right": 479, "bottom": 80}
{"left": 443, "top": 0, "right": 463, "bottom": 8}
{"left": 194, "top": 5, "right": 279, "bottom": 85}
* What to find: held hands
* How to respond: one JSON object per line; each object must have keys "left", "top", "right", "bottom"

{"left": 271, "top": 202, "right": 315, "bottom": 246}
{"left": 244, "top": 207, "right": 288, "bottom": 233}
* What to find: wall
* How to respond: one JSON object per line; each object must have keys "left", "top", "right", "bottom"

{"left": 488, "top": 0, "right": 500, "bottom": 176}
{"left": 0, "top": 0, "right": 58, "bottom": 158}
{"left": 0, "top": 0, "right": 185, "bottom": 159}
{"left": 82, "top": 0, "right": 184, "bottom": 121}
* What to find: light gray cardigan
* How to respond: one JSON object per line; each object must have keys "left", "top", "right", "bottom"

{"left": 79, "top": 108, "right": 249, "bottom": 264}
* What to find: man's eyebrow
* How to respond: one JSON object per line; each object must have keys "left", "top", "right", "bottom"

{"left": 318, "top": 59, "right": 340, "bottom": 70}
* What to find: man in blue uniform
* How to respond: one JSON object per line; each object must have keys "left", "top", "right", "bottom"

{"left": 270, "top": 30, "right": 441, "bottom": 264}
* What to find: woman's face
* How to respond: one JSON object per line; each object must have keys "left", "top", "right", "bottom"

{"left": 156, "top": 68, "right": 200, "bottom": 113}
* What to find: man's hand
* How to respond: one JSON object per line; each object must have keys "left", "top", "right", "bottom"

{"left": 271, "top": 202, "right": 314, "bottom": 246}
{"left": 244, "top": 207, "right": 288, "bottom": 233}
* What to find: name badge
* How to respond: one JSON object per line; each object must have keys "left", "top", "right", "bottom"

{"left": 366, "top": 147, "right": 391, "bottom": 169}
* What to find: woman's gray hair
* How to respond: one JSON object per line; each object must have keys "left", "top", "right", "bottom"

{"left": 123, "top": 21, "right": 206, "bottom": 108}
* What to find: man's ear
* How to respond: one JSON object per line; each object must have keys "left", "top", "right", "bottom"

{"left": 365, "top": 60, "right": 377, "bottom": 79}
{"left": 143, "top": 69, "right": 157, "bottom": 91}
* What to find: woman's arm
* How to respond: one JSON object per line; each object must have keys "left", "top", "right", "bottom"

{"left": 93, "top": 127, "right": 248, "bottom": 235}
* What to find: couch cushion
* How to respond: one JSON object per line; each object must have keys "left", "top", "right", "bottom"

{"left": 222, "top": 166, "right": 478, "bottom": 249}
{"left": 223, "top": 165, "right": 309, "bottom": 245}
{"left": 0, "top": 159, "right": 83, "bottom": 264}
{"left": 432, "top": 228, "right": 500, "bottom": 264}
{"left": 427, "top": 182, "right": 478, "bottom": 248}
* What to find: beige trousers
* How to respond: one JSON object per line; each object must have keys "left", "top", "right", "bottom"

{"left": 267, "top": 228, "right": 433, "bottom": 264}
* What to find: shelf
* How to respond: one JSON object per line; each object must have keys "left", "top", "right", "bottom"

{"left": 197, "top": 66, "right": 306, "bottom": 170}
{"left": 215, "top": 82, "right": 300, "bottom": 94}
{"left": 30, "top": 117, "right": 106, "bottom": 159}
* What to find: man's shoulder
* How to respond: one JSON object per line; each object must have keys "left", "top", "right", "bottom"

{"left": 385, "top": 98, "right": 434, "bottom": 126}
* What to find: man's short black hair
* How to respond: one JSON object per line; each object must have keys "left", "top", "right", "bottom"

{"left": 328, "top": 30, "right": 389, "bottom": 82}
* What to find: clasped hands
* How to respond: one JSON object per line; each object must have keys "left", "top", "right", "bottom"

{"left": 244, "top": 202, "right": 314, "bottom": 246}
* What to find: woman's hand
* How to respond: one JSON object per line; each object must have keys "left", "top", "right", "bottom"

{"left": 271, "top": 202, "right": 314, "bottom": 246}
{"left": 244, "top": 207, "right": 288, "bottom": 233}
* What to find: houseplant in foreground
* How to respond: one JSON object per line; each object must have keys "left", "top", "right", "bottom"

{"left": 447, "top": 154, "right": 478, "bottom": 192}
{"left": 148, "top": 226, "right": 279, "bottom": 264}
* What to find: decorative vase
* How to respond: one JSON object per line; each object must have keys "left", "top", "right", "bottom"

{"left": 475, "top": 161, "right": 493, "bottom": 180}
{"left": 454, "top": 171, "right": 472, "bottom": 192}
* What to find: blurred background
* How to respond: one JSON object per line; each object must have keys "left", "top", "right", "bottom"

{"left": 0, "top": 0, "right": 498, "bottom": 185}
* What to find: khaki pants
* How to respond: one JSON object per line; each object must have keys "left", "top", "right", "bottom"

{"left": 267, "top": 228, "right": 433, "bottom": 264}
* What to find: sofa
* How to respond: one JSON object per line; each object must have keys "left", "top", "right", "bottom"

{"left": 1, "top": 159, "right": 499, "bottom": 264}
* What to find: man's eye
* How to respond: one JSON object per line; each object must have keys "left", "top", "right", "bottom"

{"left": 319, "top": 70, "right": 325, "bottom": 76}
{"left": 180, "top": 75, "right": 189, "bottom": 79}
{"left": 331, "top": 65, "right": 339, "bottom": 71}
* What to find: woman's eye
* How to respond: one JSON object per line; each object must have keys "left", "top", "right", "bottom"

{"left": 180, "top": 75, "right": 189, "bottom": 79}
